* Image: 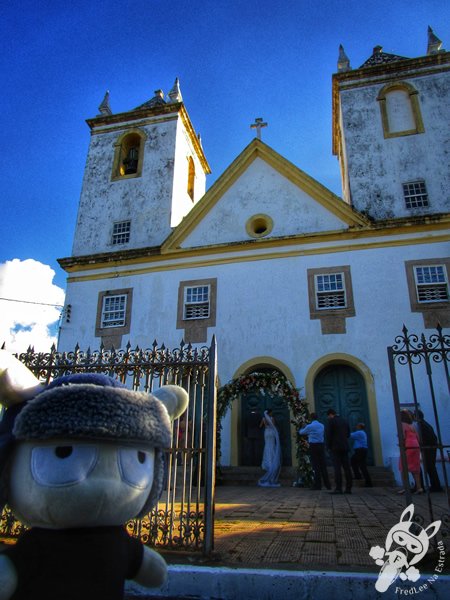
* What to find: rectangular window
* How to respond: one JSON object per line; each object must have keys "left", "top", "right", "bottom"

{"left": 101, "top": 294, "right": 127, "bottom": 327}
{"left": 414, "top": 265, "right": 449, "bottom": 303}
{"left": 403, "top": 181, "right": 429, "bottom": 209}
{"left": 184, "top": 285, "right": 210, "bottom": 320}
{"left": 112, "top": 221, "right": 131, "bottom": 245}
{"left": 315, "top": 273, "right": 346, "bottom": 310}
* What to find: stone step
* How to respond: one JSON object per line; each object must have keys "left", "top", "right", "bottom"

{"left": 217, "top": 465, "right": 396, "bottom": 487}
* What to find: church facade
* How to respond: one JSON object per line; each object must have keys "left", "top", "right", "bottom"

{"left": 57, "top": 30, "right": 450, "bottom": 476}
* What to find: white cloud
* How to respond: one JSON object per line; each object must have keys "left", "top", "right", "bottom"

{"left": 0, "top": 259, "right": 65, "bottom": 353}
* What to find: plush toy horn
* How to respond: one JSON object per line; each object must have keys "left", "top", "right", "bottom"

{"left": 152, "top": 385, "right": 189, "bottom": 420}
{"left": 0, "top": 350, "right": 44, "bottom": 409}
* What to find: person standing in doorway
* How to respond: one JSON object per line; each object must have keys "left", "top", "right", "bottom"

{"left": 350, "top": 423, "right": 372, "bottom": 487}
{"left": 326, "top": 408, "right": 353, "bottom": 494}
{"left": 299, "top": 413, "right": 331, "bottom": 490}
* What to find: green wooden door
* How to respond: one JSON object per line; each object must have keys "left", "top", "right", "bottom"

{"left": 241, "top": 389, "right": 292, "bottom": 466}
{"left": 314, "top": 364, "right": 373, "bottom": 464}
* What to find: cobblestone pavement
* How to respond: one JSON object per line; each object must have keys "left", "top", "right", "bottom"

{"left": 197, "top": 485, "right": 449, "bottom": 572}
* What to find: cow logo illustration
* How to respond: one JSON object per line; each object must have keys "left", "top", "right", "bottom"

{"left": 369, "top": 504, "right": 441, "bottom": 593}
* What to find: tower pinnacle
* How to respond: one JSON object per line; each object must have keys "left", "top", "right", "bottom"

{"left": 427, "top": 26, "right": 444, "bottom": 55}
{"left": 337, "top": 45, "right": 351, "bottom": 72}
{"left": 98, "top": 91, "right": 112, "bottom": 116}
{"left": 168, "top": 78, "right": 183, "bottom": 103}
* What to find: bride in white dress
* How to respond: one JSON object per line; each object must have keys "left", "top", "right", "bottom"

{"left": 258, "top": 409, "right": 281, "bottom": 487}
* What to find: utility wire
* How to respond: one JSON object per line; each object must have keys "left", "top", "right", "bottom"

{"left": 0, "top": 297, "right": 64, "bottom": 308}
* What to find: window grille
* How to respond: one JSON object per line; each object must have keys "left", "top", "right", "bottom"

{"left": 184, "top": 286, "right": 210, "bottom": 320}
{"left": 403, "top": 181, "right": 429, "bottom": 209}
{"left": 315, "top": 273, "right": 346, "bottom": 310}
{"left": 414, "top": 266, "right": 448, "bottom": 303}
{"left": 112, "top": 221, "right": 131, "bottom": 245}
{"left": 102, "top": 294, "right": 127, "bottom": 327}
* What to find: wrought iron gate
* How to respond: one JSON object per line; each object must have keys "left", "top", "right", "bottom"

{"left": 387, "top": 324, "right": 449, "bottom": 535}
{"left": 0, "top": 338, "right": 217, "bottom": 554}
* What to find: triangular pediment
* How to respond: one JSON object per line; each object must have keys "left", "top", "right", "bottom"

{"left": 163, "top": 139, "right": 368, "bottom": 252}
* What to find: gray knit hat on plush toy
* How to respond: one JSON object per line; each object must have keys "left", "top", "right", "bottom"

{"left": 1, "top": 371, "right": 188, "bottom": 517}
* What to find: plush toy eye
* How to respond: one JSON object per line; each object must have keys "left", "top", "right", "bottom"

{"left": 55, "top": 446, "right": 73, "bottom": 458}
{"left": 31, "top": 445, "right": 98, "bottom": 486}
{"left": 118, "top": 448, "right": 154, "bottom": 490}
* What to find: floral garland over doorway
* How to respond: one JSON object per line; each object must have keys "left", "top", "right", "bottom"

{"left": 217, "top": 371, "right": 313, "bottom": 485}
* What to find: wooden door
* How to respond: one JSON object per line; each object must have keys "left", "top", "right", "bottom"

{"left": 314, "top": 364, "right": 373, "bottom": 464}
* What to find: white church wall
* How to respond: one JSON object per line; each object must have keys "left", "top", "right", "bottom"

{"left": 339, "top": 70, "right": 450, "bottom": 219}
{"left": 59, "top": 236, "right": 449, "bottom": 469}
{"left": 219, "top": 239, "right": 446, "bottom": 467}
{"left": 72, "top": 119, "right": 179, "bottom": 256}
{"left": 183, "top": 158, "right": 348, "bottom": 248}
{"left": 57, "top": 41, "right": 450, "bottom": 483}
{"left": 170, "top": 123, "right": 206, "bottom": 227}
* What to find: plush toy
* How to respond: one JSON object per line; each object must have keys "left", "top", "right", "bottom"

{"left": 0, "top": 351, "right": 188, "bottom": 600}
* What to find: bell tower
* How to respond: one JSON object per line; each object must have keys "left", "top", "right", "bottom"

{"left": 71, "top": 79, "right": 210, "bottom": 257}
{"left": 332, "top": 28, "right": 449, "bottom": 220}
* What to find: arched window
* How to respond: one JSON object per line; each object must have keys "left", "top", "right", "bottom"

{"left": 377, "top": 82, "right": 424, "bottom": 138}
{"left": 187, "top": 156, "right": 195, "bottom": 200}
{"left": 112, "top": 130, "right": 146, "bottom": 180}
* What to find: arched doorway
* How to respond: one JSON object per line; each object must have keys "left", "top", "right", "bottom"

{"left": 240, "top": 368, "right": 292, "bottom": 466}
{"left": 314, "top": 364, "right": 374, "bottom": 464}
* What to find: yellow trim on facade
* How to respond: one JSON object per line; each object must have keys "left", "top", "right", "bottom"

{"left": 331, "top": 52, "right": 450, "bottom": 156}
{"left": 60, "top": 214, "right": 450, "bottom": 273}
{"left": 377, "top": 81, "right": 425, "bottom": 138}
{"left": 86, "top": 103, "right": 210, "bottom": 175}
{"left": 305, "top": 353, "right": 383, "bottom": 466}
{"left": 111, "top": 128, "right": 147, "bottom": 180}
{"left": 232, "top": 357, "right": 296, "bottom": 385}
{"left": 245, "top": 213, "right": 274, "bottom": 238}
{"left": 229, "top": 358, "right": 298, "bottom": 467}
{"left": 64, "top": 232, "right": 450, "bottom": 283}
{"left": 161, "top": 139, "right": 369, "bottom": 252}
{"left": 89, "top": 114, "right": 179, "bottom": 135}
{"left": 178, "top": 105, "right": 211, "bottom": 174}
{"left": 335, "top": 63, "right": 450, "bottom": 94}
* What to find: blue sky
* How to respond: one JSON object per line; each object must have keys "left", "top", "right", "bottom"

{"left": 0, "top": 0, "right": 448, "bottom": 350}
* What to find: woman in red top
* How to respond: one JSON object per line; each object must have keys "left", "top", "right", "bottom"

{"left": 398, "top": 410, "right": 423, "bottom": 494}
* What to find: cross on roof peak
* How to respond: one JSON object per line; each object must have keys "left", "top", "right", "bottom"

{"left": 250, "top": 117, "right": 268, "bottom": 140}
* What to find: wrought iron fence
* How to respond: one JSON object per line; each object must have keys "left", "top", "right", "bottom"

{"left": 0, "top": 338, "right": 217, "bottom": 554}
{"left": 387, "top": 324, "right": 449, "bottom": 540}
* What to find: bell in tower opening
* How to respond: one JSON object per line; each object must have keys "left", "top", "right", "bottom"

{"left": 122, "top": 146, "right": 139, "bottom": 175}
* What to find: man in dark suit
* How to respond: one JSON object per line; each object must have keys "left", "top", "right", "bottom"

{"left": 416, "top": 410, "right": 442, "bottom": 492}
{"left": 326, "top": 408, "right": 353, "bottom": 494}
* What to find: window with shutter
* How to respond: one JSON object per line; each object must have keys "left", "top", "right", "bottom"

{"left": 184, "top": 286, "right": 210, "bottom": 320}
{"left": 414, "top": 265, "right": 448, "bottom": 303}
{"left": 315, "top": 273, "right": 347, "bottom": 310}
